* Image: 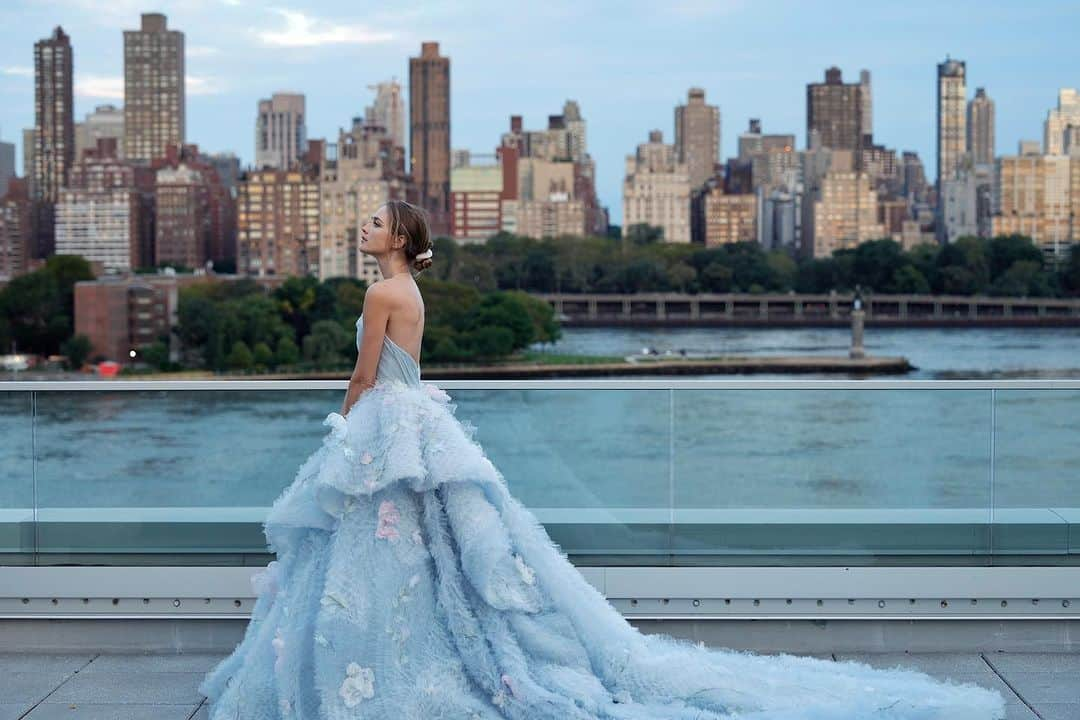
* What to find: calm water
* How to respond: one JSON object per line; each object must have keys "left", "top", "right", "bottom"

{"left": 2, "top": 328, "right": 1078, "bottom": 516}
{"left": 543, "top": 326, "right": 1080, "bottom": 379}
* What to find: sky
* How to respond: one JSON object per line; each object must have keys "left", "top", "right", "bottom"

{"left": 2, "top": 0, "right": 1079, "bottom": 222}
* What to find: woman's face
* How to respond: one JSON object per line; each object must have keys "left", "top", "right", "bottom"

{"left": 359, "top": 205, "right": 403, "bottom": 257}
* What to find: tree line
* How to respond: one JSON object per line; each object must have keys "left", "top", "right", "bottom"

{"left": 172, "top": 275, "right": 559, "bottom": 372}
{"left": 427, "top": 228, "right": 1080, "bottom": 298}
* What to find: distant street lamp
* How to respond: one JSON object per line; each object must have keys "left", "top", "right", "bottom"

{"left": 850, "top": 286, "right": 866, "bottom": 360}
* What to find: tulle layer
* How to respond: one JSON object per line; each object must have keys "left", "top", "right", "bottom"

{"left": 199, "top": 381, "right": 1005, "bottom": 719}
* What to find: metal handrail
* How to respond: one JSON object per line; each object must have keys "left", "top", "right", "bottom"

{"left": 6, "top": 379, "right": 1080, "bottom": 391}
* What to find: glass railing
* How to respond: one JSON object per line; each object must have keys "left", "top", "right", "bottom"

{"left": 2, "top": 380, "right": 1078, "bottom": 567}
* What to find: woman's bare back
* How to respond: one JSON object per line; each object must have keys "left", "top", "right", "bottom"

{"left": 378, "top": 275, "right": 425, "bottom": 364}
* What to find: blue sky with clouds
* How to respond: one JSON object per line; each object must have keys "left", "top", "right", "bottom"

{"left": 2, "top": 0, "right": 1079, "bottom": 221}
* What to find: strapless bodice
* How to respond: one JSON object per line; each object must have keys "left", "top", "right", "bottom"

{"left": 356, "top": 315, "right": 421, "bottom": 387}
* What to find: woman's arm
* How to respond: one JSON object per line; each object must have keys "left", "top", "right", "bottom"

{"left": 339, "top": 284, "right": 393, "bottom": 416}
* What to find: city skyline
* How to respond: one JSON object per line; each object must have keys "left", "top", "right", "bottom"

{"left": 1, "top": 1, "right": 1079, "bottom": 221}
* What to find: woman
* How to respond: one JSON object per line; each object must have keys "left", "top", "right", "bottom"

{"left": 199, "top": 200, "right": 1004, "bottom": 719}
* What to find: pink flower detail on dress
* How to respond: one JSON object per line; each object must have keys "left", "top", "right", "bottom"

{"left": 359, "top": 451, "right": 374, "bottom": 465}
{"left": 375, "top": 500, "right": 401, "bottom": 541}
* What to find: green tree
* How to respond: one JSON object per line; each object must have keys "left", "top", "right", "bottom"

{"left": 140, "top": 341, "right": 170, "bottom": 371}
{"left": 60, "top": 334, "right": 93, "bottom": 370}
{"left": 624, "top": 223, "right": 664, "bottom": 246}
{"left": 252, "top": 341, "right": 275, "bottom": 370}
{"left": 465, "top": 326, "right": 515, "bottom": 360}
{"left": 989, "top": 260, "right": 1054, "bottom": 297}
{"left": 890, "top": 265, "right": 931, "bottom": 294}
{"left": 226, "top": 340, "right": 254, "bottom": 371}
{"left": 274, "top": 336, "right": 300, "bottom": 366}
{"left": 303, "top": 319, "right": 350, "bottom": 366}
{"left": 1062, "top": 244, "right": 1080, "bottom": 296}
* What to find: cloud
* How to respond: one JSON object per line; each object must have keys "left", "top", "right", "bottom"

{"left": 256, "top": 8, "right": 395, "bottom": 48}
{"left": 187, "top": 75, "right": 226, "bottom": 95}
{"left": 187, "top": 45, "right": 220, "bottom": 58}
{"left": 1, "top": 66, "right": 33, "bottom": 77}
{"left": 76, "top": 74, "right": 123, "bottom": 99}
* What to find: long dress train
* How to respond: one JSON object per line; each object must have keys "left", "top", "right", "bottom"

{"left": 198, "top": 315, "right": 1005, "bottom": 719}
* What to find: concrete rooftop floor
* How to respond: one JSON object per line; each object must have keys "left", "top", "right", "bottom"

{"left": 0, "top": 651, "right": 1077, "bottom": 720}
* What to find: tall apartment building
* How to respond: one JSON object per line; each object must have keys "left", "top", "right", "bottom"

{"left": 0, "top": 138, "right": 13, "bottom": 198}
{"left": 993, "top": 152, "right": 1078, "bottom": 258}
{"left": 365, "top": 80, "right": 406, "bottom": 149}
{"left": 803, "top": 149, "right": 884, "bottom": 258}
{"left": 967, "top": 88, "right": 995, "bottom": 166}
{"left": 674, "top": 88, "right": 721, "bottom": 190}
{"left": 56, "top": 138, "right": 155, "bottom": 273}
{"left": 152, "top": 144, "right": 234, "bottom": 268}
{"left": 807, "top": 67, "right": 864, "bottom": 153}
{"left": 237, "top": 164, "right": 321, "bottom": 278}
{"left": 75, "top": 104, "right": 124, "bottom": 162}
{"left": 409, "top": 42, "right": 450, "bottom": 236}
{"left": 737, "top": 119, "right": 797, "bottom": 190}
{"left": 22, "top": 129, "right": 35, "bottom": 197}
{"left": 499, "top": 108, "right": 604, "bottom": 238}
{"left": 859, "top": 70, "right": 873, "bottom": 141}
{"left": 0, "top": 179, "right": 34, "bottom": 280}
{"left": 700, "top": 180, "right": 757, "bottom": 246}
{"left": 124, "top": 13, "right": 184, "bottom": 163}
{"left": 936, "top": 57, "right": 967, "bottom": 191}
{"left": 1044, "top": 89, "right": 1080, "bottom": 156}
{"left": 623, "top": 130, "right": 691, "bottom": 243}
{"left": 321, "top": 121, "right": 412, "bottom": 284}
{"left": 33, "top": 26, "right": 75, "bottom": 257}
{"left": 255, "top": 93, "right": 306, "bottom": 170}
{"left": 450, "top": 158, "right": 502, "bottom": 244}
{"left": 155, "top": 164, "right": 209, "bottom": 268}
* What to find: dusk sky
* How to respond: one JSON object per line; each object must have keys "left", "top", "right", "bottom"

{"left": 2, "top": 0, "right": 1079, "bottom": 221}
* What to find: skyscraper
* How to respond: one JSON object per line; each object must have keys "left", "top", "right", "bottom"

{"left": 807, "top": 67, "right": 863, "bottom": 153}
{"left": 124, "top": 13, "right": 185, "bottom": 163}
{"left": 33, "top": 26, "right": 75, "bottom": 257}
{"left": 623, "top": 130, "right": 691, "bottom": 243}
{"left": 0, "top": 137, "right": 13, "bottom": 198}
{"left": 409, "top": 42, "right": 451, "bottom": 236}
{"left": 255, "top": 93, "right": 306, "bottom": 170}
{"left": 674, "top": 87, "right": 721, "bottom": 190}
{"left": 936, "top": 58, "right": 967, "bottom": 192}
{"left": 859, "top": 69, "right": 873, "bottom": 142}
{"left": 365, "top": 80, "right": 406, "bottom": 150}
{"left": 966, "top": 87, "right": 995, "bottom": 166}
{"left": 1044, "top": 89, "right": 1080, "bottom": 156}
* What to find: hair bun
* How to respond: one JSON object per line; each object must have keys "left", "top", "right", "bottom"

{"left": 412, "top": 247, "right": 433, "bottom": 272}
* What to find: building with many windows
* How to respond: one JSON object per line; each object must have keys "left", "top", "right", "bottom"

{"left": 124, "top": 13, "right": 184, "bottom": 163}
{"left": 623, "top": 130, "right": 691, "bottom": 243}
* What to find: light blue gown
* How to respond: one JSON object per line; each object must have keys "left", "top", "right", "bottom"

{"left": 199, "top": 316, "right": 1005, "bottom": 719}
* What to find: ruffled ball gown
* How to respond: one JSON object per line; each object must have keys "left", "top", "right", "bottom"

{"left": 199, "top": 315, "right": 1005, "bottom": 719}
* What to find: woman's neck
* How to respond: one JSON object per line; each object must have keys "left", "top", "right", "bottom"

{"left": 377, "top": 254, "right": 410, "bottom": 280}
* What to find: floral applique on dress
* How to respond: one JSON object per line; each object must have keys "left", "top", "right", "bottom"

{"left": 339, "top": 662, "right": 375, "bottom": 707}
{"left": 375, "top": 500, "right": 401, "bottom": 540}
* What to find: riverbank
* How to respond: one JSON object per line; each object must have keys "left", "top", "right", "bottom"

{"left": 1, "top": 354, "right": 913, "bottom": 381}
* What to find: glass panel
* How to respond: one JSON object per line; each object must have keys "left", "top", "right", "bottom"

{"left": 672, "top": 388, "right": 992, "bottom": 565}
{"left": 454, "top": 388, "right": 671, "bottom": 564}
{"left": 33, "top": 389, "right": 340, "bottom": 565}
{"left": 0, "top": 391, "right": 34, "bottom": 564}
{"left": 992, "top": 389, "right": 1079, "bottom": 559}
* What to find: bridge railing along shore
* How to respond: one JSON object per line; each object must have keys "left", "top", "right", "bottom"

{"left": 536, "top": 292, "right": 1080, "bottom": 326}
